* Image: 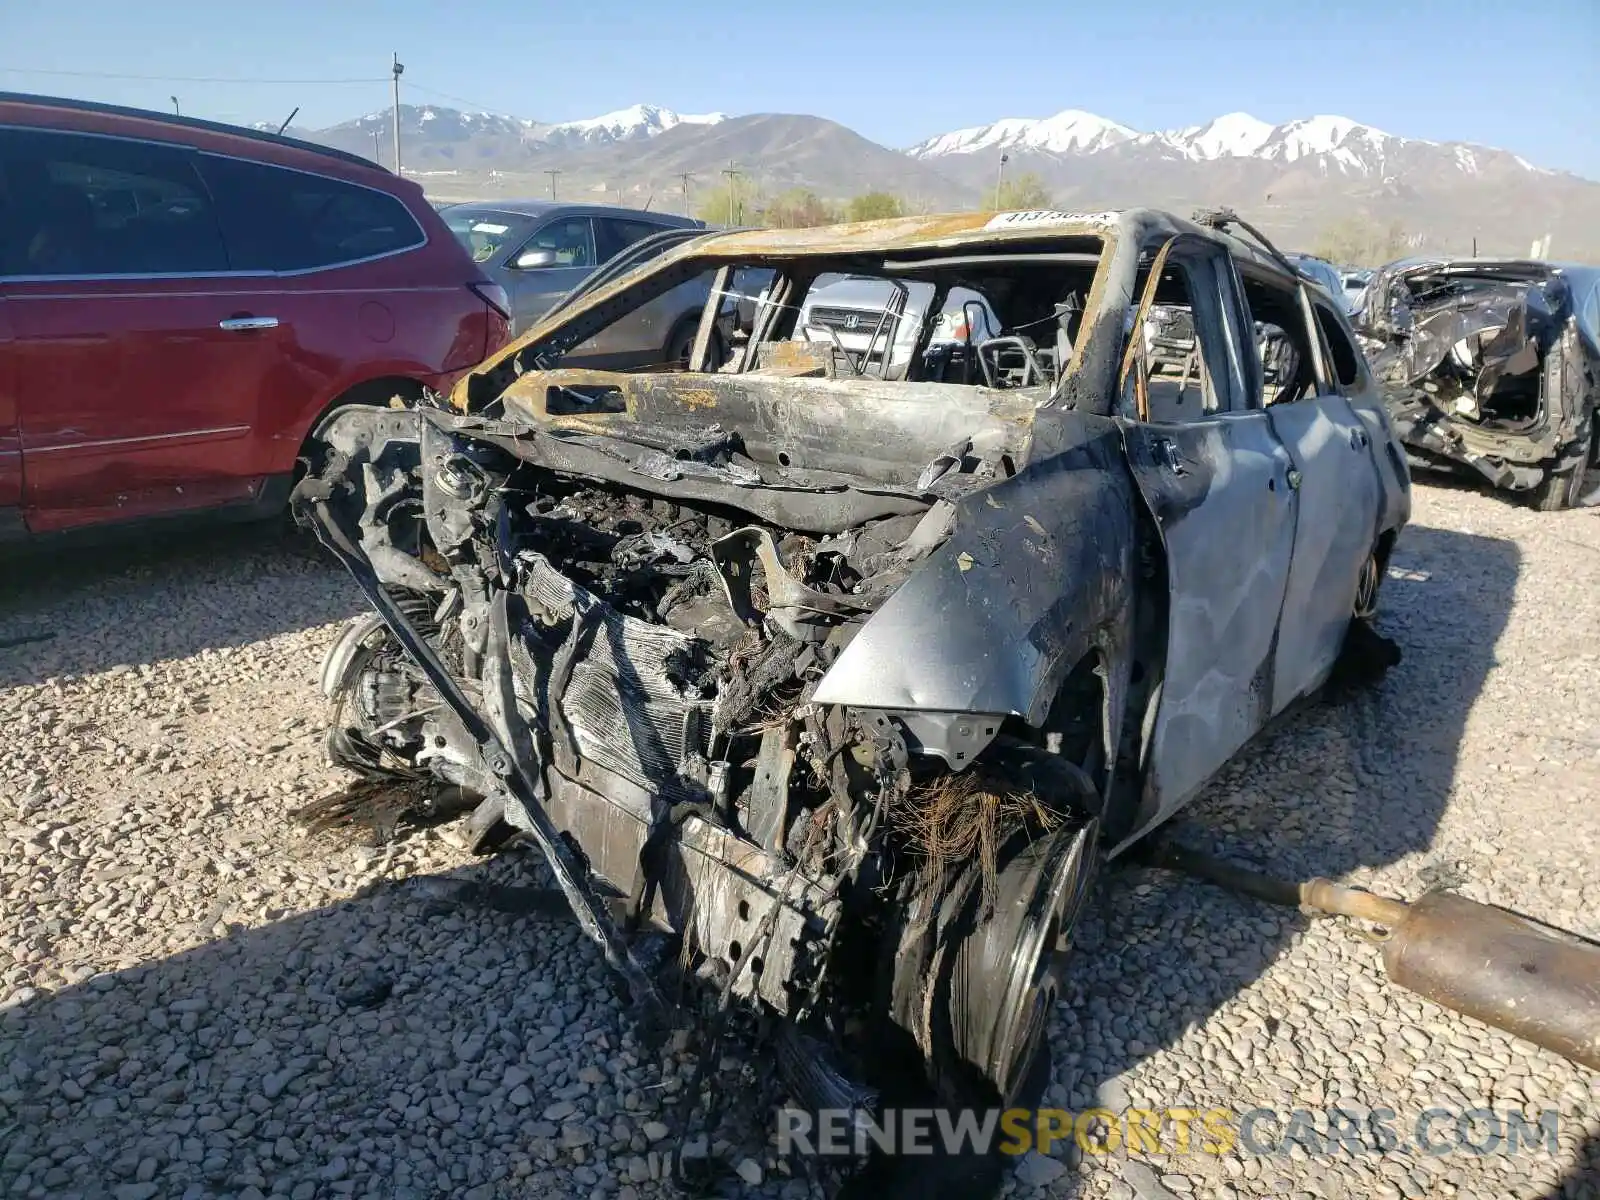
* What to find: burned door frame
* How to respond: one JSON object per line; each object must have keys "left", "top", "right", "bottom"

{"left": 1113, "top": 235, "right": 1300, "bottom": 851}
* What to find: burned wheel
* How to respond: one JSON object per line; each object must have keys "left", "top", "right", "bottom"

{"left": 1532, "top": 462, "right": 1587, "bottom": 511}
{"left": 1352, "top": 549, "right": 1382, "bottom": 621}
{"left": 1533, "top": 418, "right": 1595, "bottom": 511}
{"left": 933, "top": 820, "right": 1097, "bottom": 1108}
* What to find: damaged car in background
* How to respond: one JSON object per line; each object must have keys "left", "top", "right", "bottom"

{"left": 1356, "top": 258, "right": 1600, "bottom": 509}
{"left": 291, "top": 207, "right": 1410, "bottom": 1185}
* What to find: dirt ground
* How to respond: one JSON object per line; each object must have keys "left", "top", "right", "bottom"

{"left": 1, "top": 481, "right": 1596, "bottom": 1200}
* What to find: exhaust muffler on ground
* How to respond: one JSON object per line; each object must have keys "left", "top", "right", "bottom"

{"left": 1153, "top": 845, "right": 1600, "bottom": 1072}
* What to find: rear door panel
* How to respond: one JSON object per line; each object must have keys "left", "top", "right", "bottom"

{"left": 12, "top": 279, "right": 276, "bottom": 530}
{"left": 0, "top": 298, "right": 20, "bottom": 515}
{"left": 1266, "top": 394, "right": 1384, "bottom": 708}
{"left": 3, "top": 129, "right": 274, "bottom": 531}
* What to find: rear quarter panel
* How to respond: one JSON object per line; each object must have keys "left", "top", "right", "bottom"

{"left": 224, "top": 242, "right": 502, "bottom": 478}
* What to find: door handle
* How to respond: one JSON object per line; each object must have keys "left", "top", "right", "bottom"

{"left": 219, "top": 316, "right": 279, "bottom": 331}
{"left": 1349, "top": 427, "right": 1369, "bottom": 450}
{"left": 1157, "top": 439, "right": 1188, "bottom": 476}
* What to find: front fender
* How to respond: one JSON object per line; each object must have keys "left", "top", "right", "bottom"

{"left": 811, "top": 416, "right": 1136, "bottom": 725}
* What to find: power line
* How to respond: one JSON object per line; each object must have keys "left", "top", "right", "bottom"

{"left": 0, "top": 66, "right": 386, "bottom": 84}
{"left": 404, "top": 83, "right": 512, "bottom": 116}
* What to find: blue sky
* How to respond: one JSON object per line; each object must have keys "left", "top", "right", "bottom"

{"left": 5, "top": 0, "right": 1598, "bottom": 177}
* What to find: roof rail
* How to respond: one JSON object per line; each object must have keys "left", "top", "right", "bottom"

{"left": 1193, "top": 207, "right": 1299, "bottom": 277}
{"left": 0, "top": 91, "right": 386, "bottom": 173}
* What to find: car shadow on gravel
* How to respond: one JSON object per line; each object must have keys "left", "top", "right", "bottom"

{"left": 1034, "top": 521, "right": 1561, "bottom": 1195}
{"left": 0, "top": 850, "right": 711, "bottom": 1200}
{"left": 0, "top": 522, "right": 361, "bottom": 689}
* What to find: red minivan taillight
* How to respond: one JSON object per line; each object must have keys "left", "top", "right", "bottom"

{"left": 468, "top": 281, "right": 511, "bottom": 321}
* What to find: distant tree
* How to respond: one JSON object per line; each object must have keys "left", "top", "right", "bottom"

{"left": 846, "top": 192, "right": 906, "bottom": 221}
{"left": 992, "top": 172, "right": 1052, "bottom": 211}
{"left": 696, "top": 181, "right": 751, "bottom": 227}
{"left": 1311, "top": 216, "right": 1409, "bottom": 267}
{"left": 761, "top": 189, "right": 838, "bottom": 228}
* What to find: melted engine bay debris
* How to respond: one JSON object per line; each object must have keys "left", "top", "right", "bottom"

{"left": 294, "top": 371, "right": 1106, "bottom": 1189}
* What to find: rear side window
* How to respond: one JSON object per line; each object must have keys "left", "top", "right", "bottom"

{"left": 593, "top": 217, "right": 669, "bottom": 263}
{"left": 0, "top": 127, "right": 227, "bottom": 277}
{"left": 198, "top": 155, "right": 424, "bottom": 272}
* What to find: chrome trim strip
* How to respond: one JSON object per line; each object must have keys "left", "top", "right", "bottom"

{"left": 2, "top": 284, "right": 466, "bottom": 296}
{"left": 26, "top": 425, "right": 250, "bottom": 455}
{"left": 0, "top": 243, "right": 431, "bottom": 282}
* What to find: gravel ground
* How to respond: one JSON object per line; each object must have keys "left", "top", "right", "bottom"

{"left": 0, "top": 485, "right": 1596, "bottom": 1200}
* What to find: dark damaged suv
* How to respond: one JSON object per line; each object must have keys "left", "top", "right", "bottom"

{"left": 293, "top": 209, "right": 1410, "bottom": 1159}
{"left": 1356, "top": 258, "right": 1600, "bottom": 509}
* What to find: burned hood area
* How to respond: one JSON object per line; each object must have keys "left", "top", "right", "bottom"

{"left": 290, "top": 218, "right": 1142, "bottom": 1185}
{"left": 1355, "top": 259, "right": 1600, "bottom": 509}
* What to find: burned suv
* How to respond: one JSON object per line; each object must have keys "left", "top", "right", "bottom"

{"left": 1356, "top": 258, "right": 1600, "bottom": 509}
{"left": 294, "top": 209, "right": 1409, "bottom": 1141}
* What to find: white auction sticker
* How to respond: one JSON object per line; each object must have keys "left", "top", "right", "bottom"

{"left": 983, "top": 210, "right": 1115, "bottom": 231}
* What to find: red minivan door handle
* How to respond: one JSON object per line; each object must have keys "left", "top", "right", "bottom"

{"left": 219, "top": 315, "right": 280, "bottom": 331}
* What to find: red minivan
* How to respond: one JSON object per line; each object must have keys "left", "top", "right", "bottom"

{"left": 0, "top": 93, "right": 511, "bottom": 538}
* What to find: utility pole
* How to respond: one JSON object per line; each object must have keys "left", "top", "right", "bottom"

{"left": 721, "top": 164, "right": 742, "bottom": 227}
{"left": 373, "top": 129, "right": 382, "bottom": 167}
{"left": 545, "top": 169, "right": 562, "bottom": 201}
{"left": 993, "top": 151, "right": 1010, "bottom": 210}
{"left": 678, "top": 172, "right": 694, "bottom": 216}
{"left": 170, "top": 96, "right": 180, "bottom": 115}
{"left": 390, "top": 53, "right": 404, "bottom": 177}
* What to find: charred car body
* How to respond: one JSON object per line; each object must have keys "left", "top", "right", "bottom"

{"left": 1356, "top": 258, "right": 1600, "bottom": 509}
{"left": 293, "top": 208, "right": 1410, "bottom": 1133}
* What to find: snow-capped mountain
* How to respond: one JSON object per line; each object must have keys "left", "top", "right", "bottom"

{"left": 530, "top": 103, "right": 726, "bottom": 148}
{"left": 320, "top": 105, "right": 532, "bottom": 140}
{"left": 1135, "top": 112, "right": 1276, "bottom": 160}
{"left": 909, "top": 109, "right": 1539, "bottom": 179}
{"left": 295, "top": 102, "right": 730, "bottom": 172}
{"left": 308, "top": 103, "right": 725, "bottom": 154}
{"left": 907, "top": 110, "right": 1134, "bottom": 157}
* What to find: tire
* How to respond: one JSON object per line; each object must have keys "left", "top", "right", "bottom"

{"left": 932, "top": 816, "right": 1097, "bottom": 1109}
{"left": 1532, "top": 462, "right": 1586, "bottom": 511}
{"left": 663, "top": 315, "right": 725, "bottom": 368}
{"left": 1330, "top": 545, "right": 1401, "bottom": 689}
{"left": 1532, "top": 418, "right": 1595, "bottom": 512}
{"left": 663, "top": 316, "right": 700, "bottom": 367}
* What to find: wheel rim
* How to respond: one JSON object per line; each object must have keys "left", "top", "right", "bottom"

{"left": 944, "top": 821, "right": 1096, "bottom": 1106}
{"left": 1353, "top": 551, "right": 1380, "bottom": 620}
